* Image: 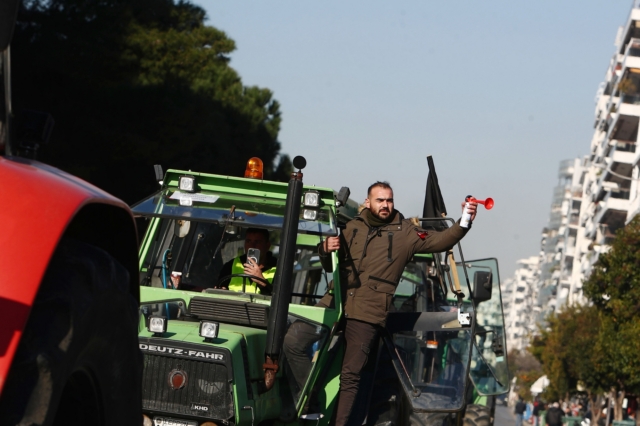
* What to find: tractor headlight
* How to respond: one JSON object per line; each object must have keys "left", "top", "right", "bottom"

{"left": 302, "top": 209, "right": 318, "bottom": 220}
{"left": 148, "top": 315, "right": 167, "bottom": 335}
{"left": 179, "top": 175, "right": 196, "bottom": 192}
{"left": 199, "top": 321, "right": 219, "bottom": 341}
{"left": 303, "top": 190, "right": 320, "bottom": 207}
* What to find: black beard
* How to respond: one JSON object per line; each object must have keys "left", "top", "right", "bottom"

{"left": 373, "top": 209, "right": 390, "bottom": 219}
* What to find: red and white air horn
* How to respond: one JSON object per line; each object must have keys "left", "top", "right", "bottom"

{"left": 467, "top": 196, "right": 494, "bottom": 210}
{"left": 460, "top": 195, "right": 494, "bottom": 228}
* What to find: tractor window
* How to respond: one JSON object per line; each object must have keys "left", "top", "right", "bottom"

{"left": 290, "top": 248, "right": 330, "bottom": 306}
{"left": 376, "top": 258, "right": 472, "bottom": 412}
{"left": 393, "top": 260, "right": 446, "bottom": 313}
{"left": 389, "top": 328, "right": 472, "bottom": 411}
{"left": 140, "top": 218, "right": 331, "bottom": 304}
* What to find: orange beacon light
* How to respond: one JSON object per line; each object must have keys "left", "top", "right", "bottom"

{"left": 244, "top": 157, "right": 264, "bottom": 179}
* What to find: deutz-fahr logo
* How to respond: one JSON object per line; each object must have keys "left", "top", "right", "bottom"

{"left": 139, "top": 344, "right": 224, "bottom": 361}
{"left": 191, "top": 403, "right": 210, "bottom": 412}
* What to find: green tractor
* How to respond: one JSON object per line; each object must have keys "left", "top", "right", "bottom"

{"left": 132, "top": 157, "right": 509, "bottom": 426}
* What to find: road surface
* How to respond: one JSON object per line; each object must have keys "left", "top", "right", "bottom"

{"left": 495, "top": 403, "right": 516, "bottom": 426}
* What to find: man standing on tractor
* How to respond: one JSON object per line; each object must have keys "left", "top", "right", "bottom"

{"left": 318, "top": 181, "right": 478, "bottom": 426}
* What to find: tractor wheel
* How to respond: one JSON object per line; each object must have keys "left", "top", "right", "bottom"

{"left": 0, "top": 238, "right": 142, "bottom": 426}
{"left": 463, "top": 404, "right": 492, "bottom": 426}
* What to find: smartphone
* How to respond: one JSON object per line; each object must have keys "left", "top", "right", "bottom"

{"left": 247, "top": 248, "right": 260, "bottom": 265}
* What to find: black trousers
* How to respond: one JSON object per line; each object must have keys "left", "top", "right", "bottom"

{"left": 334, "top": 319, "right": 380, "bottom": 426}
{"left": 283, "top": 320, "right": 321, "bottom": 391}
{"left": 282, "top": 297, "right": 333, "bottom": 393}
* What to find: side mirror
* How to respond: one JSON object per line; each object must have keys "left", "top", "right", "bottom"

{"left": 335, "top": 186, "right": 350, "bottom": 207}
{"left": 472, "top": 271, "right": 492, "bottom": 304}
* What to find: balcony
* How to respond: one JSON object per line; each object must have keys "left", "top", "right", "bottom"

{"left": 571, "top": 185, "right": 583, "bottom": 199}
{"left": 595, "top": 162, "right": 633, "bottom": 202}
{"left": 621, "top": 93, "right": 640, "bottom": 105}
{"left": 620, "top": 39, "right": 640, "bottom": 71}
{"left": 594, "top": 191, "right": 628, "bottom": 222}
{"left": 568, "top": 214, "right": 579, "bottom": 227}
{"left": 559, "top": 159, "right": 575, "bottom": 177}
{"left": 597, "top": 225, "right": 618, "bottom": 246}
{"left": 610, "top": 140, "right": 637, "bottom": 157}
{"left": 609, "top": 139, "right": 636, "bottom": 155}
{"left": 607, "top": 113, "right": 639, "bottom": 143}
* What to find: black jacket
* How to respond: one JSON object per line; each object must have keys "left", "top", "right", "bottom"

{"left": 545, "top": 407, "right": 564, "bottom": 426}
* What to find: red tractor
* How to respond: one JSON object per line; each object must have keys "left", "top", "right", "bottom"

{"left": 0, "top": 1, "right": 142, "bottom": 424}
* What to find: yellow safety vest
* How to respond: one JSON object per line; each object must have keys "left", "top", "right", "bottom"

{"left": 228, "top": 256, "right": 276, "bottom": 293}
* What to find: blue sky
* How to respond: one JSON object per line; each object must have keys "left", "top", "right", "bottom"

{"left": 199, "top": 1, "right": 631, "bottom": 278}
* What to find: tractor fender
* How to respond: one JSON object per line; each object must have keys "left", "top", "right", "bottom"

{"left": 0, "top": 156, "right": 139, "bottom": 395}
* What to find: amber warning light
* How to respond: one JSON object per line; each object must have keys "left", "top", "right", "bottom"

{"left": 245, "top": 157, "right": 264, "bottom": 179}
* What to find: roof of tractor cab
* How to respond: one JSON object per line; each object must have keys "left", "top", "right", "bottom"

{"left": 131, "top": 169, "right": 352, "bottom": 236}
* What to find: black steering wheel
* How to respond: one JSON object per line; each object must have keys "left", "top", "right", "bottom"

{"left": 216, "top": 273, "right": 271, "bottom": 293}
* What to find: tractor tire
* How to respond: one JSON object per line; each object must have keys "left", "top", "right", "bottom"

{"left": 0, "top": 238, "right": 142, "bottom": 426}
{"left": 463, "top": 404, "right": 492, "bottom": 426}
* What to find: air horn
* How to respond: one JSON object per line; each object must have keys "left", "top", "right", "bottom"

{"left": 460, "top": 195, "right": 494, "bottom": 228}
{"left": 467, "top": 196, "right": 494, "bottom": 210}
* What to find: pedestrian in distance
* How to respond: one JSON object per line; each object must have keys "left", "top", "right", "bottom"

{"left": 546, "top": 402, "right": 565, "bottom": 426}
{"left": 515, "top": 396, "right": 527, "bottom": 426}
{"left": 532, "top": 398, "right": 543, "bottom": 426}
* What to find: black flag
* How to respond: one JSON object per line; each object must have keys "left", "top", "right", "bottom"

{"left": 422, "top": 155, "right": 448, "bottom": 230}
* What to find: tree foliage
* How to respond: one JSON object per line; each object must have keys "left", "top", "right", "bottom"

{"left": 12, "top": 0, "right": 290, "bottom": 203}
{"left": 531, "top": 216, "right": 640, "bottom": 419}
{"left": 507, "top": 349, "right": 543, "bottom": 401}
{"left": 581, "top": 217, "right": 640, "bottom": 419}
{"left": 584, "top": 216, "right": 640, "bottom": 323}
{"left": 530, "top": 305, "right": 602, "bottom": 402}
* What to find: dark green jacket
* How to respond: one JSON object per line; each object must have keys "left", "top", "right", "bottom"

{"left": 319, "top": 209, "right": 467, "bottom": 326}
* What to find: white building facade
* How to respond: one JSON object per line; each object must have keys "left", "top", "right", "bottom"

{"left": 505, "top": 0, "right": 640, "bottom": 352}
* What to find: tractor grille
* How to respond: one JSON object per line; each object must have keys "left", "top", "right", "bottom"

{"left": 189, "top": 297, "right": 269, "bottom": 328}
{"left": 142, "top": 352, "right": 233, "bottom": 420}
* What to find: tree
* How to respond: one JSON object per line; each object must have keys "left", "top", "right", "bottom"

{"left": 12, "top": 0, "right": 288, "bottom": 203}
{"left": 530, "top": 305, "right": 602, "bottom": 403}
{"left": 582, "top": 215, "right": 640, "bottom": 421}
{"left": 507, "top": 348, "right": 543, "bottom": 401}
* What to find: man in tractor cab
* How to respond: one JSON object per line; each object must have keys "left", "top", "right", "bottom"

{"left": 216, "top": 227, "right": 277, "bottom": 295}
{"left": 318, "top": 181, "right": 478, "bottom": 426}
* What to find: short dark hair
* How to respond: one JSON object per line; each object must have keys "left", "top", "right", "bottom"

{"left": 245, "top": 227, "right": 270, "bottom": 242}
{"left": 367, "top": 181, "right": 393, "bottom": 197}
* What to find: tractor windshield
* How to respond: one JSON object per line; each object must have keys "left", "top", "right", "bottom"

{"left": 137, "top": 217, "right": 332, "bottom": 304}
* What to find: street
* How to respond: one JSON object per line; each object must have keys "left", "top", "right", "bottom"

{"left": 495, "top": 403, "right": 516, "bottom": 426}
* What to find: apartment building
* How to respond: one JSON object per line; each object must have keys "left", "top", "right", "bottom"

{"left": 570, "top": 1, "right": 640, "bottom": 300}
{"left": 505, "top": 1, "right": 640, "bottom": 352}
{"left": 504, "top": 256, "right": 539, "bottom": 352}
